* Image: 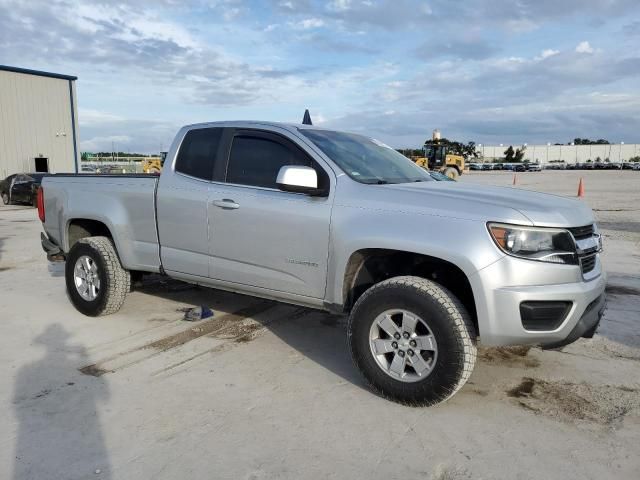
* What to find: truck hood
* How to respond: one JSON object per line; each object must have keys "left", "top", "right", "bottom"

{"left": 349, "top": 181, "right": 595, "bottom": 227}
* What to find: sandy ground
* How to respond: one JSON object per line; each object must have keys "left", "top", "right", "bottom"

{"left": 0, "top": 170, "right": 639, "bottom": 480}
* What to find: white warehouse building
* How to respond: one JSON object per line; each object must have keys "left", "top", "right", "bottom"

{"left": 0, "top": 65, "right": 79, "bottom": 178}
{"left": 477, "top": 143, "right": 640, "bottom": 164}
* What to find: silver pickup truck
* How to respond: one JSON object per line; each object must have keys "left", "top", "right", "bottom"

{"left": 39, "top": 121, "right": 606, "bottom": 405}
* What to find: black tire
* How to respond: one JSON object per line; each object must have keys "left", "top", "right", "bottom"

{"left": 348, "top": 276, "right": 476, "bottom": 406}
{"left": 2, "top": 192, "right": 10, "bottom": 205}
{"left": 65, "top": 236, "right": 130, "bottom": 316}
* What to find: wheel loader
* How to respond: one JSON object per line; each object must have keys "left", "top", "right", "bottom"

{"left": 142, "top": 152, "right": 167, "bottom": 174}
{"left": 412, "top": 143, "right": 465, "bottom": 179}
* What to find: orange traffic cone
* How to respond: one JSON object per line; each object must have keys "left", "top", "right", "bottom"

{"left": 512, "top": 174, "right": 517, "bottom": 186}
{"left": 577, "top": 177, "right": 585, "bottom": 198}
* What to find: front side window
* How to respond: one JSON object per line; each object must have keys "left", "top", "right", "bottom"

{"left": 226, "top": 135, "right": 313, "bottom": 189}
{"left": 175, "top": 128, "right": 223, "bottom": 180}
{"left": 300, "top": 129, "right": 431, "bottom": 184}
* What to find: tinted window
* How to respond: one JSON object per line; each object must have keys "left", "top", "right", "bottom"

{"left": 175, "top": 128, "right": 222, "bottom": 180}
{"left": 226, "top": 135, "right": 313, "bottom": 189}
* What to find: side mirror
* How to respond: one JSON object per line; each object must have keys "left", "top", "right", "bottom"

{"left": 276, "top": 165, "right": 324, "bottom": 195}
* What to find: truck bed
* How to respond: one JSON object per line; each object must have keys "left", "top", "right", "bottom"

{"left": 41, "top": 174, "right": 161, "bottom": 273}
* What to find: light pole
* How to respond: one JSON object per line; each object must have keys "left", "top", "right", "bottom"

{"left": 546, "top": 142, "right": 551, "bottom": 163}
{"left": 559, "top": 144, "right": 562, "bottom": 164}
{"left": 620, "top": 142, "right": 624, "bottom": 163}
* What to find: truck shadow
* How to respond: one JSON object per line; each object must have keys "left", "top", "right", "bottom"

{"left": 135, "top": 275, "right": 368, "bottom": 390}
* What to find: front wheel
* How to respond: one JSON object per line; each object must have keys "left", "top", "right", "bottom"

{"left": 348, "top": 276, "right": 476, "bottom": 406}
{"left": 443, "top": 167, "right": 460, "bottom": 180}
{"left": 2, "top": 192, "right": 10, "bottom": 205}
{"left": 65, "top": 236, "right": 130, "bottom": 316}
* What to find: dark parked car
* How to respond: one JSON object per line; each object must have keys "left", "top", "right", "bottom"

{"left": 514, "top": 164, "right": 526, "bottom": 172}
{"left": 1, "top": 173, "right": 51, "bottom": 206}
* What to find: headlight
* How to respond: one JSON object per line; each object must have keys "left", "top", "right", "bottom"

{"left": 488, "top": 223, "right": 577, "bottom": 265}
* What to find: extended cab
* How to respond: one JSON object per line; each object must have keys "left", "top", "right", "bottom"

{"left": 39, "top": 121, "right": 606, "bottom": 405}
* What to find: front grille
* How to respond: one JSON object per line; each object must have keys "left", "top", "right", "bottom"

{"left": 580, "top": 254, "right": 597, "bottom": 274}
{"left": 569, "top": 224, "right": 594, "bottom": 240}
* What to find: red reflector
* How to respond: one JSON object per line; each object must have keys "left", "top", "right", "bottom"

{"left": 37, "top": 187, "right": 45, "bottom": 222}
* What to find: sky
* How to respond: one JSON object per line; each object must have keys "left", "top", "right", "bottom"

{"left": 1, "top": 0, "right": 639, "bottom": 153}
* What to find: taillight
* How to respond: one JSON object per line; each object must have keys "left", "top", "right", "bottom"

{"left": 37, "top": 186, "right": 45, "bottom": 222}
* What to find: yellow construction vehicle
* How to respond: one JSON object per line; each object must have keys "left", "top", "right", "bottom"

{"left": 412, "top": 130, "right": 465, "bottom": 179}
{"left": 141, "top": 152, "right": 167, "bottom": 174}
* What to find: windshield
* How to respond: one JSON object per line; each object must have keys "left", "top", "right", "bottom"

{"left": 300, "top": 129, "right": 432, "bottom": 184}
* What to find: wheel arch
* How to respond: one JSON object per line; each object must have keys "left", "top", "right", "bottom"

{"left": 341, "top": 248, "right": 478, "bottom": 334}
{"left": 64, "top": 218, "right": 135, "bottom": 270}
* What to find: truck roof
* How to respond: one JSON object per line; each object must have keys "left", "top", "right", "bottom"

{"left": 180, "top": 120, "right": 337, "bottom": 134}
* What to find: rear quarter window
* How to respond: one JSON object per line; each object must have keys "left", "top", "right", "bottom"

{"left": 175, "top": 128, "right": 223, "bottom": 181}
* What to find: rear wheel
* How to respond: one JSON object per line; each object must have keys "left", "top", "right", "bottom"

{"left": 2, "top": 192, "right": 9, "bottom": 205}
{"left": 65, "top": 236, "right": 130, "bottom": 316}
{"left": 348, "top": 276, "right": 476, "bottom": 406}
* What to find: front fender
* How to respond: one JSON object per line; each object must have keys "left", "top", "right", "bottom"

{"left": 325, "top": 205, "right": 505, "bottom": 306}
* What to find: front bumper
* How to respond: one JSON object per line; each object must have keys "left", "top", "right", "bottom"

{"left": 471, "top": 254, "right": 607, "bottom": 347}
{"left": 542, "top": 292, "right": 605, "bottom": 349}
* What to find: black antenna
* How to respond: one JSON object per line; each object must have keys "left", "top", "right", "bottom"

{"left": 302, "top": 109, "right": 313, "bottom": 125}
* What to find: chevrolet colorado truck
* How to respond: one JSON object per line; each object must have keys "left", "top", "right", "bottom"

{"left": 38, "top": 121, "right": 606, "bottom": 405}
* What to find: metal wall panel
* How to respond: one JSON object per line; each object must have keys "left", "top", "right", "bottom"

{"left": 0, "top": 70, "right": 78, "bottom": 178}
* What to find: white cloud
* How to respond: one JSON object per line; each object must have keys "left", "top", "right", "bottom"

{"left": 80, "top": 135, "right": 132, "bottom": 152}
{"left": 223, "top": 8, "right": 241, "bottom": 21}
{"left": 539, "top": 49, "right": 560, "bottom": 59}
{"left": 292, "top": 18, "right": 325, "bottom": 29}
{"left": 576, "top": 41, "right": 594, "bottom": 54}
{"left": 78, "top": 109, "right": 124, "bottom": 126}
{"left": 505, "top": 18, "right": 538, "bottom": 33}
{"left": 329, "top": 0, "right": 353, "bottom": 12}
{"left": 314, "top": 113, "right": 328, "bottom": 124}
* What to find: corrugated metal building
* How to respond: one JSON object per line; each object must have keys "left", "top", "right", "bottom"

{"left": 477, "top": 143, "right": 640, "bottom": 164}
{"left": 0, "top": 65, "right": 79, "bottom": 178}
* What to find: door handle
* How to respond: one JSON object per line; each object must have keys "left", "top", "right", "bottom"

{"left": 212, "top": 198, "right": 240, "bottom": 209}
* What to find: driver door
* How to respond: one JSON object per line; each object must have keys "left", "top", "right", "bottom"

{"left": 207, "top": 129, "right": 333, "bottom": 299}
